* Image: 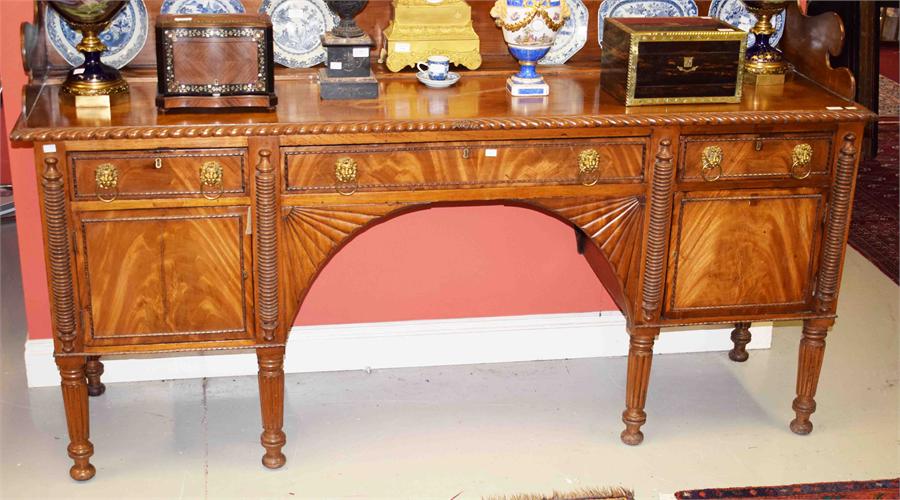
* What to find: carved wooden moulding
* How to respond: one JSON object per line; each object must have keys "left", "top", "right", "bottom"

{"left": 155, "top": 14, "right": 277, "bottom": 111}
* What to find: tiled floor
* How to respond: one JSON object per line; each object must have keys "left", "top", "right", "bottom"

{"left": 1, "top": 218, "right": 897, "bottom": 499}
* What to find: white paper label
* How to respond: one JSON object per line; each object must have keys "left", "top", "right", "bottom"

{"left": 72, "top": 68, "right": 85, "bottom": 75}
{"left": 174, "top": 17, "right": 192, "bottom": 22}
{"left": 353, "top": 47, "right": 369, "bottom": 58}
{"left": 485, "top": 149, "right": 498, "bottom": 158}
{"left": 845, "top": 106, "right": 858, "bottom": 110}
{"left": 395, "top": 42, "right": 411, "bottom": 53}
{"left": 826, "top": 106, "right": 844, "bottom": 110}
{"left": 330, "top": 61, "right": 343, "bottom": 70}
{"left": 42, "top": 144, "right": 57, "bottom": 153}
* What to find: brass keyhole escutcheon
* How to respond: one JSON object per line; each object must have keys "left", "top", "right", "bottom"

{"left": 154, "top": 158, "right": 163, "bottom": 169}
{"left": 701, "top": 146, "right": 723, "bottom": 182}
{"left": 791, "top": 143, "right": 813, "bottom": 180}
{"left": 335, "top": 157, "right": 359, "bottom": 196}
{"left": 199, "top": 161, "right": 224, "bottom": 200}
{"left": 578, "top": 149, "right": 601, "bottom": 186}
{"left": 94, "top": 163, "right": 119, "bottom": 202}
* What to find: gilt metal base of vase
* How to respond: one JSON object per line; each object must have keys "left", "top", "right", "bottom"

{"left": 742, "top": 0, "right": 788, "bottom": 86}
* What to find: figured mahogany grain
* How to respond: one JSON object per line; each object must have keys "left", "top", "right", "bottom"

{"left": 76, "top": 207, "right": 253, "bottom": 345}
{"left": 666, "top": 189, "right": 824, "bottom": 317}
{"left": 284, "top": 138, "right": 647, "bottom": 193}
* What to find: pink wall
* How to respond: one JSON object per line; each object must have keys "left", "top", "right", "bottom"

{"left": 1, "top": 1, "right": 616, "bottom": 340}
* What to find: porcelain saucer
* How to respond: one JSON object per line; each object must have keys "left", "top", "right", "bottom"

{"left": 417, "top": 71, "right": 460, "bottom": 89}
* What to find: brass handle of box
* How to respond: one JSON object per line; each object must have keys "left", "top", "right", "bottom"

{"left": 95, "top": 163, "right": 118, "bottom": 202}
{"left": 578, "top": 149, "right": 601, "bottom": 186}
{"left": 701, "top": 146, "right": 723, "bottom": 182}
{"left": 335, "top": 157, "right": 359, "bottom": 196}
{"left": 677, "top": 64, "right": 699, "bottom": 73}
{"left": 199, "top": 161, "right": 224, "bottom": 200}
{"left": 790, "top": 143, "right": 813, "bottom": 180}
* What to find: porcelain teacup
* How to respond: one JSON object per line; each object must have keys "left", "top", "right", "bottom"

{"left": 416, "top": 55, "right": 450, "bottom": 81}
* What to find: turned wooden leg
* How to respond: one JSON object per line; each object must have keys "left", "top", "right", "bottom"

{"left": 257, "top": 347, "right": 286, "bottom": 469}
{"left": 728, "top": 322, "right": 752, "bottom": 362}
{"left": 85, "top": 356, "right": 106, "bottom": 397}
{"left": 621, "top": 328, "right": 658, "bottom": 446}
{"left": 57, "top": 357, "right": 95, "bottom": 481}
{"left": 790, "top": 319, "right": 831, "bottom": 435}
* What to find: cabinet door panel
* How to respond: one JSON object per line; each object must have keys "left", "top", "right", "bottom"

{"left": 665, "top": 189, "right": 824, "bottom": 318}
{"left": 77, "top": 207, "right": 252, "bottom": 345}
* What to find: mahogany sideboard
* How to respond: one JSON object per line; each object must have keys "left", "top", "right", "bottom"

{"left": 11, "top": 2, "right": 875, "bottom": 482}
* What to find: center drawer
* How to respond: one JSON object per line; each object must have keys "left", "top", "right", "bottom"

{"left": 283, "top": 138, "right": 648, "bottom": 194}
{"left": 70, "top": 148, "right": 249, "bottom": 201}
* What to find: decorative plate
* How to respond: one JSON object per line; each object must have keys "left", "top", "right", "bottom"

{"left": 46, "top": 0, "right": 149, "bottom": 69}
{"left": 259, "top": 0, "right": 337, "bottom": 68}
{"left": 709, "top": 0, "right": 784, "bottom": 47}
{"left": 539, "top": 0, "right": 588, "bottom": 65}
{"left": 597, "top": 0, "right": 699, "bottom": 45}
{"left": 161, "top": 0, "right": 246, "bottom": 14}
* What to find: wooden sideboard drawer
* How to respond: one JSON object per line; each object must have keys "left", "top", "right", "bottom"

{"left": 664, "top": 188, "right": 825, "bottom": 318}
{"left": 283, "top": 138, "right": 647, "bottom": 193}
{"left": 70, "top": 148, "right": 249, "bottom": 200}
{"left": 679, "top": 133, "right": 833, "bottom": 182}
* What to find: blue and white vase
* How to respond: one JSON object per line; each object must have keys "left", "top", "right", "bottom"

{"left": 491, "top": 0, "right": 570, "bottom": 96}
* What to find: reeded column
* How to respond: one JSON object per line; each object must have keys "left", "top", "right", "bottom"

{"left": 257, "top": 347, "right": 286, "bottom": 468}
{"left": 790, "top": 319, "right": 831, "bottom": 435}
{"left": 621, "top": 328, "right": 658, "bottom": 445}
{"left": 57, "top": 357, "right": 95, "bottom": 480}
{"left": 728, "top": 322, "right": 752, "bottom": 362}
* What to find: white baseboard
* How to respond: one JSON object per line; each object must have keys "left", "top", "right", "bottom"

{"left": 23, "top": 311, "right": 772, "bottom": 388}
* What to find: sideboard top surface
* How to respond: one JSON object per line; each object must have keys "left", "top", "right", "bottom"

{"left": 11, "top": 68, "right": 873, "bottom": 142}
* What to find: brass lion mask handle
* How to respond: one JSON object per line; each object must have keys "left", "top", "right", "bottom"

{"left": 578, "top": 149, "right": 601, "bottom": 186}
{"left": 95, "top": 163, "right": 118, "bottom": 202}
{"left": 199, "top": 161, "right": 224, "bottom": 200}
{"left": 790, "top": 143, "right": 813, "bottom": 180}
{"left": 701, "top": 146, "right": 723, "bottom": 182}
{"left": 335, "top": 157, "right": 358, "bottom": 196}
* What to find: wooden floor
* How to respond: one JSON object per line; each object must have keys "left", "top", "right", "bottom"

{"left": 0, "top": 219, "right": 897, "bottom": 499}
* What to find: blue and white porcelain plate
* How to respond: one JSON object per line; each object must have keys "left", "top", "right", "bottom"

{"left": 709, "top": 0, "right": 784, "bottom": 47}
{"left": 539, "top": 0, "right": 588, "bottom": 65}
{"left": 161, "top": 0, "right": 246, "bottom": 14}
{"left": 597, "top": 0, "right": 699, "bottom": 45}
{"left": 260, "top": 0, "right": 337, "bottom": 68}
{"left": 46, "top": 0, "right": 149, "bottom": 69}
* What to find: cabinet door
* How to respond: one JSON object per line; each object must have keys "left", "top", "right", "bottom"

{"left": 75, "top": 207, "right": 253, "bottom": 346}
{"left": 664, "top": 189, "right": 825, "bottom": 319}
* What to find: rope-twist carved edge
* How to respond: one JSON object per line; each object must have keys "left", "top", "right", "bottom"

{"left": 11, "top": 110, "right": 875, "bottom": 142}
{"left": 641, "top": 138, "right": 675, "bottom": 322}
{"left": 815, "top": 133, "right": 857, "bottom": 311}
{"left": 255, "top": 150, "right": 279, "bottom": 342}
{"left": 42, "top": 157, "right": 78, "bottom": 353}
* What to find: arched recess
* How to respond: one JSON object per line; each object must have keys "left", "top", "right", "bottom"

{"left": 280, "top": 195, "right": 646, "bottom": 335}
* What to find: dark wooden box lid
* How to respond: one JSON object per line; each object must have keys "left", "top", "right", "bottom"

{"left": 156, "top": 13, "right": 272, "bottom": 29}
{"left": 608, "top": 16, "right": 743, "bottom": 34}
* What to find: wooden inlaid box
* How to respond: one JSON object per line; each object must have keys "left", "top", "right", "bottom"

{"left": 600, "top": 17, "right": 747, "bottom": 106}
{"left": 155, "top": 14, "right": 277, "bottom": 111}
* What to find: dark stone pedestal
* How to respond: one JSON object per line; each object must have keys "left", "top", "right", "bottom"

{"left": 319, "top": 32, "right": 379, "bottom": 100}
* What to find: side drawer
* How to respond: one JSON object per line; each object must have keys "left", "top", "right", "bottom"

{"left": 284, "top": 138, "right": 647, "bottom": 193}
{"left": 70, "top": 148, "right": 249, "bottom": 200}
{"left": 679, "top": 133, "right": 833, "bottom": 182}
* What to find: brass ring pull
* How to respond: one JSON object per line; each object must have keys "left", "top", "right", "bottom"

{"left": 94, "top": 163, "right": 118, "bottom": 202}
{"left": 199, "top": 161, "right": 224, "bottom": 200}
{"left": 578, "top": 149, "right": 600, "bottom": 187}
{"left": 790, "top": 143, "right": 813, "bottom": 180}
{"left": 701, "top": 146, "right": 723, "bottom": 182}
{"left": 335, "top": 157, "right": 359, "bottom": 196}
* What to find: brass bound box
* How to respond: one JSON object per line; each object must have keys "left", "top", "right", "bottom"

{"left": 156, "top": 14, "right": 277, "bottom": 111}
{"left": 600, "top": 17, "right": 747, "bottom": 106}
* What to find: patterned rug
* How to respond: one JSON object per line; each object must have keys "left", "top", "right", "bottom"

{"left": 849, "top": 118, "right": 899, "bottom": 283}
{"left": 674, "top": 478, "right": 899, "bottom": 499}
